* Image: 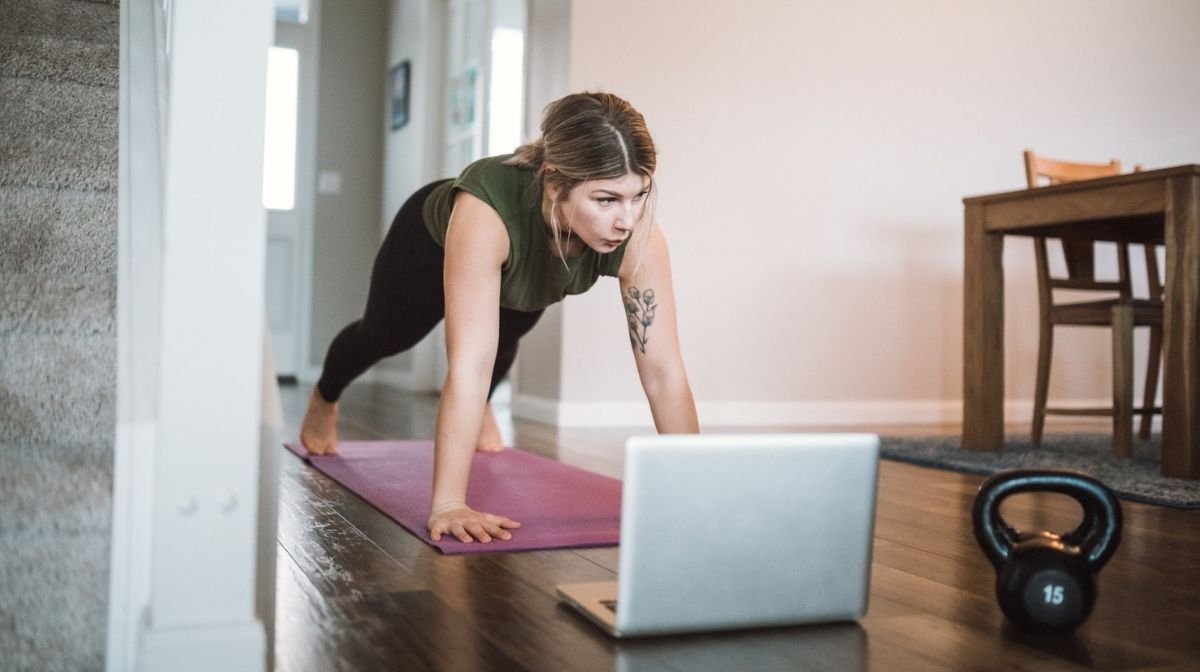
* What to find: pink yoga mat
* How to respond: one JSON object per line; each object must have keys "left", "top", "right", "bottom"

{"left": 283, "top": 441, "right": 621, "bottom": 554}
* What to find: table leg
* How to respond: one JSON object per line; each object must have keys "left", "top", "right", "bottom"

{"left": 963, "top": 203, "right": 1005, "bottom": 451}
{"left": 1162, "top": 175, "right": 1200, "bottom": 478}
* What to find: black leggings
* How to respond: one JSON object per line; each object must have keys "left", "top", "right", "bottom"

{"left": 315, "top": 179, "right": 544, "bottom": 403}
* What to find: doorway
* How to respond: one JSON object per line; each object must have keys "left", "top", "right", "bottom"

{"left": 264, "top": 14, "right": 319, "bottom": 380}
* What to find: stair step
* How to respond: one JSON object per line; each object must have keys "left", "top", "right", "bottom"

{"left": 0, "top": 31, "right": 118, "bottom": 88}
{"left": 0, "top": 77, "right": 117, "bottom": 147}
{"left": 0, "top": 76, "right": 117, "bottom": 192}
{"left": 0, "top": 274, "right": 115, "bottom": 337}
{"left": 1, "top": 0, "right": 119, "bottom": 45}
{"left": 0, "top": 333, "right": 115, "bottom": 448}
{"left": 0, "top": 185, "right": 116, "bottom": 276}
{"left": 0, "top": 440, "right": 113, "bottom": 537}
{"left": 0, "top": 526, "right": 110, "bottom": 671}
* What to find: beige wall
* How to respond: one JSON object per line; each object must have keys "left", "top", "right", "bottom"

{"left": 308, "top": 0, "right": 388, "bottom": 368}
{"left": 524, "top": 0, "right": 1200, "bottom": 426}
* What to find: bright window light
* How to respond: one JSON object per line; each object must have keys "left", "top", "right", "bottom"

{"left": 488, "top": 28, "right": 524, "bottom": 157}
{"left": 263, "top": 47, "right": 299, "bottom": 211}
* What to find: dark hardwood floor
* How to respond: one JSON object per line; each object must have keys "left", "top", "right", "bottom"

{"left": 274, "top": 382, "right": 1200, "bottom": 672}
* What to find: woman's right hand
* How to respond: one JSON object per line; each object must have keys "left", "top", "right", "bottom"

{"left": 427, "top": 502, "right": 521, "bottom": 543}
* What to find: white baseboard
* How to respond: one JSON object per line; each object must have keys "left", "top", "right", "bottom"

{"left": 137, "top": 621, "right": 265, "bottom": 672}
{"left": 511, "top": 394, "right": 564, "bottom": 424}
{"left": 512, "top": 395, "right": 1127, "bottom": 428}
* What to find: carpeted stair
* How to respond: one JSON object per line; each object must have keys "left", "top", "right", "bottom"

{"left": 0, "top": 0, "right": 120, "bottom": 669}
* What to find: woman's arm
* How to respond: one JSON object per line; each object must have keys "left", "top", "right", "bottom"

{"left": 427, "top": 191, "right": 521, "bottom": 543}
{"left": 618, "top": 224, "right": 699, "bottom": 433}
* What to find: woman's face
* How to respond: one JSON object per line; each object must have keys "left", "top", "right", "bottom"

{"left": 551, "top": 172, "right": 651, "bottom": 253}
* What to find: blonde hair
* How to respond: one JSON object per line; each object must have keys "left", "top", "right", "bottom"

{"left": 505, "top": 92, "right": 657, "bottom": 266}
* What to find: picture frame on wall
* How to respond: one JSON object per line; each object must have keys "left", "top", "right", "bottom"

{"left": 449, "top": 65, "right": 478, "bottom": 131}
{"left": 389, "top": 60, "right": 411, "bottom": 131}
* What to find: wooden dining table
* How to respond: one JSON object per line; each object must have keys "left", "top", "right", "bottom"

{"left": 962, "top": 164, "right": 1200, "bottom": 479}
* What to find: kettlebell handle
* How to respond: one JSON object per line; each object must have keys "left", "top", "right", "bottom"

{"left": 972, "top": 470, "right": 1122, "bottom": 571}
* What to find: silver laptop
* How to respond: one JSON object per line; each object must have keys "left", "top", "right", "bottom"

{"left": 557, "top": 433, "right": 880, "bottom": 638}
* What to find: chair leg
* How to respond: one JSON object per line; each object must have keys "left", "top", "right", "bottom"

{"left": 1139, "top": 326, "right": 1162, "bottom": 440}
{"left": 1032, "top": 321, "right": 1053, "bottom": 446}
{"left": 1112, "top": 305, "right": 1134, "bottom": 459}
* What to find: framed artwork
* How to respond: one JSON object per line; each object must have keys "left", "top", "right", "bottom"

{"left": 389, "top": 60, "right": 411, "bottom": 131}
{"left": 448, "top": 65, "right": 478, "bottom": 130}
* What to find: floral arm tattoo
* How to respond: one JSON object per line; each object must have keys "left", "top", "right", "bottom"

{"left": 624, "top": 286, "right": 657, "bottom": 354}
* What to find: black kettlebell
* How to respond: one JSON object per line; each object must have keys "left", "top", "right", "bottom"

{"left": 972, "top": 469, "right": 1121, "bottom": 635}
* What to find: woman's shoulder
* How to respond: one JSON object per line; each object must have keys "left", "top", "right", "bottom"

{"left": 454, "top": 154, "right": 538, "bottom": 221}
{"left": 457, "top": 153, "right": 528, "bottom": 185}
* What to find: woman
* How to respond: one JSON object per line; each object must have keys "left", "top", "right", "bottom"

{"left": 301, "top": 92, "right": 698, "bottom": 544}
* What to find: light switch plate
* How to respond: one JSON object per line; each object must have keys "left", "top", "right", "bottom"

{"left": 317, "top": 170, "right": 342, "bottom": 195}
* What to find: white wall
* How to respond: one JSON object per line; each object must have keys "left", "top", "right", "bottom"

{"left": 539, "top": 0, "right": 1200, "bottom": 427}
{"left": 383, "top": 0, "right": 445, "bottom": 235}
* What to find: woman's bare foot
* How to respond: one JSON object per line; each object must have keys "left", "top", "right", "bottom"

{"left": 476, "top": 401, "right": 505, "bottom": 453}
{"left": 300, "top": 386, "right": 339, "bottom": 455}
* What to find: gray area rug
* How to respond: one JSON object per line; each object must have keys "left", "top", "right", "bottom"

{"left": 880, "top": 434, "right": 1200, "bottom": 509}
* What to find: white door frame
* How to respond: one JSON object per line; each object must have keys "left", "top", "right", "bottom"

{"left": 266, "top": 5, "right": 320, "bottom": 379}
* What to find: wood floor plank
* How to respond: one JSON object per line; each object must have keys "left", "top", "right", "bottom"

{"left": 609, "top": 623, "right": 868, "bottom": 672}
{"left": 869, "top": 613, "right": 1099, "bottom": 671}
{"left": 397, "top": 553, "right": 618, "bottom": 672}
{"left": 570, "top": 547, "right": 620, "bottom": 574}
{"left": 280, "top": 452, "right": 434, "bottom": 564}
{"left": 475, "top": 550, "right": 618, "bottom": 598}
{"left": 277, "top": 458, "right": 425, "bottom": 598}
{"left": 275, "top": 544, "right": 345, "bottom": 672}
{"left": 320, "top": 590, "right": 530, "bottom": 672}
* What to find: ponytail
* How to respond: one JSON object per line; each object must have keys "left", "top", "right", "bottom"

{"left": 504, "top": 138, "right": 546, "bottom": 172}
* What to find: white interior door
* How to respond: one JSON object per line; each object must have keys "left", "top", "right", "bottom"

{"left": 264, "top": 17, "right": 318, "bottom": 378}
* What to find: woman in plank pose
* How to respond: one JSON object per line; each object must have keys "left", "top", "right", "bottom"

{"left": 301, "top": 92, "right": 698, "bottom": 544}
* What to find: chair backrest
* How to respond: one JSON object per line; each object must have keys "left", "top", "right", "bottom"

{"left": 1023, "top": 150, "right": 1122, "bottom": 188}
{"left": 1023, "top": 149, "right": 1132, "bottom": 303}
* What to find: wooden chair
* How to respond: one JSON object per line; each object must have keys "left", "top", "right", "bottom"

{"left": 1024, "top": 149, "right": 1163, "bottom": 458}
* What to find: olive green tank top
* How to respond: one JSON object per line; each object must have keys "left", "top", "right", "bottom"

{"left": 422, "top": 154, "right": 629, "bottom": 312}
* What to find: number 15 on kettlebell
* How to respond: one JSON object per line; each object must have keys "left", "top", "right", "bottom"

{"left": 972, "top": 470, "right": 1122, "bottom": 635}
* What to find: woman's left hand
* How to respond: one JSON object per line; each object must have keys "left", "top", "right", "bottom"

{"left": 427, "top": 502, "right": 522, "bottom": 543}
